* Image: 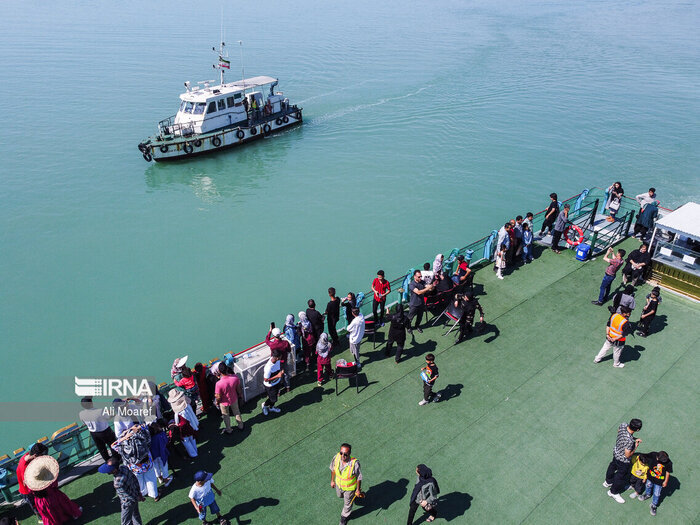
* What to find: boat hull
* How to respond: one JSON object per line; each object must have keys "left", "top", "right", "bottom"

{"left": 139, "top": 109, "right": 302, "bottom": 162}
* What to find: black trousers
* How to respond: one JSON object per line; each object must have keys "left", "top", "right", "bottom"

{"left": 407, "top": 501, "right": 437, "bottom": 525}
{"left": 637, "top": 315, "right": 654, "bottom": 335}
{"left": 423, "top": 382, "right": 435, "bottom": 402}
{"left": 606, "top": 457, "right": 631, "bottom": 494}
{"left": 408, "top": 305, "right": 424, "bottom": 329}
{"left": 264, "top": 383, "right": 280, "bottom": 407}
{"left": 327, "top": 318, "right": 339, "bottom": 345}
{"left": 540, "top": 217, "right": 555, "bottom": 234}
{"left": 372, "top": 299, "right": 386, "bottom": 324}
{"left": 551, "top": 229, "right": 564, "bottom": 250}
{"left": 91, "top": 427, "right": 117, "bottom": 462}
{"left": 385, "top": 334, "right": 405, "bottom": 362}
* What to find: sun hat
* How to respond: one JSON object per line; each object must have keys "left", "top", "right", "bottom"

{"left": 271, "top": 327, "right": 282, "bottom": 338}
{"left": 176, "top": 355, "right": 189, "bottom": 368}
{"left": 194, "top": 471, "right": 213, "bottom": 482}
{"left": 167, "top": 389, "right": 190, "bottom": 413}
{"left": 24, "top": 455, "right": 59, "bottom": 491}
{"left": 210, "top": 361, "right": 222, "bottom": 375}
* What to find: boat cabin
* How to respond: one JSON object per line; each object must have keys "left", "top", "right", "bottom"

{"left": 167, "top": 75, "right": 287, "bottom": 136}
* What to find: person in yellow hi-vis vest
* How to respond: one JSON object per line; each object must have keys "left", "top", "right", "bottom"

{"left": 594, "top": 306, "right": 633, "bottom": 368}
{"left": 330, "top": 443, "right": 362, "bottom": 525}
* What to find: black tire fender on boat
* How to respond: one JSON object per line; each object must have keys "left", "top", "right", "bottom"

{"left": 283, "top": 115, "right": 289, "bottom": 123}
{"left": 159, "top": 144, "right": 168, "bottom": 153}
{"left": 276, "top": 118, "right": 282, "bottom": 125}
{"left": 263, "top": 124, "right": 271, "bottom": 135}
{"left": 194, "top": 139, "right": 202, "bottom": 147}
{"left": 212, "top": 136, "right": 222, "bottom": 147}
{"left": 236, "top": 129, "right": 245, "bottom": 139}
{"left": 295, "top": 111, "right": 301, "bottom": 120}
{"left": 250, "top": 126, "right": 258, "bottom": 136}
{"left": 143, "top": 151, "right": 152, "bottom": 162}
{"left": 183, "top": 143, "right": 193, "bottom": 154}
{"left": 138, "top": 143, "right": 147, "bottom": 153}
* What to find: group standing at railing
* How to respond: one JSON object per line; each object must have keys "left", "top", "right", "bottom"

{"left": 3, "top": 186, "right": 672, "bottom": 525}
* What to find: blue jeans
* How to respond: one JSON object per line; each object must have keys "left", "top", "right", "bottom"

{"left": 598, "top": 274, "right": 616, "bottom": 303}
{"left": 644, "top": 480, "right": 663, "bottom": 506}
{"left": 522, "top": 245, "right": 532, "bottom": 261}
{"left": 197, "top": 492, "right": 220, "bottom": 521}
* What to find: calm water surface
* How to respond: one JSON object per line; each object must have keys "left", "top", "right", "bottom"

{"left": 1, "top": 0, "right": 698, "bottom": 448}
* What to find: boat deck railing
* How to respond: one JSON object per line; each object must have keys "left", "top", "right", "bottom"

{"left": 0, "top": 187, "right": 662, "bottom": 506}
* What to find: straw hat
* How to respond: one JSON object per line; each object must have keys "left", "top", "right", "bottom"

{"left": 175, "top": 355, "right": 188, "bottom": 368}
{"left": 24, "top": 455, "right": 59, "bottom": 491}
{"left": 167, "top": 389, "right": 189, "bottom": 413}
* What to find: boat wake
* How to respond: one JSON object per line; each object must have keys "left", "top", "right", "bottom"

{"left": 308, "top": 85, "right": 432, "bottom": 125}
{"left": 297, "top": 79, "right": 372, "bottom": 104}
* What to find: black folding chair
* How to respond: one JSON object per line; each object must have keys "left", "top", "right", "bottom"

{"left": 432, "top": 302, "right": 464, "bottom": 336}
{"left": 335, "top": 364, "right": 359, "bottom": 395}
{"left": 364, "top": 319, "right": 378, "bottom": 349}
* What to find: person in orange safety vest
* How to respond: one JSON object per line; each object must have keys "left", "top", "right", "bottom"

{"left": 594, "top": 306, "right": 633, "bottom": 368}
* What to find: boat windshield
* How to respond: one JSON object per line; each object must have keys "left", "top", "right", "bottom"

{"left": 179, "top": 101, "right": 186, "bottom": 112}
{"left": 193, "top": 103, "right": 206, "bottom": 115}
{"left": 184, "top": 102, "right": 195, "bottom": 114}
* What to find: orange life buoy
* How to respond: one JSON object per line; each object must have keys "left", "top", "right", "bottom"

{"left": 564, "top": 224, "right": 584, "bottom": 246}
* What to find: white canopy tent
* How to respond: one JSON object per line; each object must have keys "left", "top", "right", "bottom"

{"left": 652, "top": 202, "right": 700, "bottom": 241}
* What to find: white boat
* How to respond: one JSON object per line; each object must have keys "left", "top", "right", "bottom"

{"left": 138, "top": 42, "right": 302, "bottom": 162}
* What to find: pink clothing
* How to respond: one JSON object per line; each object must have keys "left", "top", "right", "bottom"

{"left": 16, "top": 454, "right": 31, "bottom": 495}
{"left": 266, "top": 331, "right": 291, "bottom": 361}
{"left": 214, "top": 374, "right": 241, "bottom": 406}
{"left": 317, "top": 361, "right": 332, "bottom": 382}
{"left": 34, "top": 482, "right": 82, "bottom": 525}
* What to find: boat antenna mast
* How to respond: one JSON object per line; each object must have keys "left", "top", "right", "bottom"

{"left": 213, "top": 40, "right": 230, "bottom": 86}
{"left": 238, "top": 41, "right": 245, "bottom": 87}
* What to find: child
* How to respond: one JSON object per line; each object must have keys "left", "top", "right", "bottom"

{"left": 628, "top": 453, "right": 650, "bottom": 499}
{"left": 494, "top": 243, "right": 507, "bottom": 280}
{"left": 636, "top": 287, "right": 661, "bottom": 337}
{"left": 189, "top": 471, "right": 223, "bottom": 524}
{"left": 419, "top": 354, "right": 440, "bottom": 406}
{"left": 639, "top": 451, "right": 673, "bottom": 516}
{"left": 521, "top": 223, "right": 534, "bottom": 263}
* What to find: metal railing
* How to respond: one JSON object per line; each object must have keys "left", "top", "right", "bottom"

{"left": 0, "top": 187, "right": 650, "bottom": 504}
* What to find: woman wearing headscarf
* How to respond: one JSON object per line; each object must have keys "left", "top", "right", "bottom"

{"left": 606, "top": 181, "right": 624, "bottom": 222}
{"left": 407, "top": 464, "right": 440, "bottom": 524}
{"left": 168, "top": 389, "right": 200, "bottom": 458}
{"left": 385, "top": 305, "right": 409, "bottom": 363}
{"left": 433, "top": 254, "right": 444, "bottom": 275}
{"left": 284, "top": 314, "right": 301, "bottom": 358}
{"left": 298, "top": 311, "right": 316, "bottom": 373}
{"left": 315, "top": 333, "right": 333, "bottom": 386}
{"left": 341, "top": 292, "right": 357, "bottom": 323}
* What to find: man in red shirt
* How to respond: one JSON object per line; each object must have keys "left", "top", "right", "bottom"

{"left": 214, "top": 364, "right": 244, "bottom": 433}
{"left": 16, "top": 442, "right": 49, "bottom": 520}
{"left": 372, "top": 270, "right": 391, "bottom": 326}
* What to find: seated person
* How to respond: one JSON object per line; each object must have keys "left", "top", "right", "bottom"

{"left": 622, "top": 244, "right": 651, "bottom": 285}
{"left": 435, "top": 270, "right": 454, "bottom": 293}
{"left": 451, "top": 255, "right": 472, "bottom": 285}
{"left": 421, "top": 262, "right": 435, "bottom": 285}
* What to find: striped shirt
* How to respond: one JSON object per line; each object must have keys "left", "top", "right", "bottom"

{"left": 613, "top": 423, "right": 635, "bottom": 463}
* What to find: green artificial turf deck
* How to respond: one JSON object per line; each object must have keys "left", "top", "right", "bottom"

{"left": 13, "top": 239, "right": 700, "bottom": 524}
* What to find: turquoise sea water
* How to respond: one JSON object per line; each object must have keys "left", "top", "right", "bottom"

{"left": 1, "top": 0, "right": 698, "bottom": 449}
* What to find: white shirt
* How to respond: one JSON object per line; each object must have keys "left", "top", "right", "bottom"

{"left": 79, "top": 408, "right": 111, "bottom": 433}
{"left": 188, "top": 479, "right": 214, "bottom": 504}
{"left": 346, "top": 313, "right": 366, "bottom": 344}
{"left": 263, "top": 359, "right": 281, "bottom": 387}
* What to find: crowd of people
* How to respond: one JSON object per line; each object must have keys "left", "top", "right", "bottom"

{"left": 9, "top": 187, "right": 675, "bottom": 524}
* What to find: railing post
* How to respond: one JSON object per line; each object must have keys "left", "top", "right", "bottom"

{"left": 588, "top": 231, "right": 598, "bottom": 259}
{"left": 588, "top": 199, "right": 599, "bottom": 231}
{"left": 623, "top": 211, "right": 633, "bottom": 238}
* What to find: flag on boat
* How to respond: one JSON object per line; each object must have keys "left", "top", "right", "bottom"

{"left": 219, "top": 57, "right": 230, "bottom": 69}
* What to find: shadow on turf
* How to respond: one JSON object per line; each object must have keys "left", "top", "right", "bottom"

{"left": 659, "top": 475, "right": 680, "bottom": 505}
{"left": 437, "top": 383, "right": 463, "bottom": 402}
{"left": 351, "top": 478, "right": 409, "bottom": 519}
{"left": 422, "top": 491, "right": 473, "bottom": 522}
{"left": 228, "top": 496, "right": 280, "bottom": 524}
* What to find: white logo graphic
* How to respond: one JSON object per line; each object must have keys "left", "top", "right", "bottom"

{"left": 74, "top": 377, "right": 155, "bottom": 398}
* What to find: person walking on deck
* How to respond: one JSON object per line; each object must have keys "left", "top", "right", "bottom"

{"left": 99, "top": 457, "right": 144, "bottom": 525}
{"left": 419, "top": 354, "right": 440, "bottom": 405}
{"left": 639, "top": 451, "right": 673, "bottom": 516}
{"left": 407, "top": 464, "right": 440, "bottom": 524}
{"left": 15, "top": 443, "right": 49, "bottom": 523}
{"left": 551, "top": 204, "right": 570, "bottom": 253}
{"left": 330, "top": 443, "right": 363, "bottom": 525}
{"left": 371, "top": 270, "right": 391, "bottom": 326}
{"left": 592, "top": 247, "right": 626, "bottom": 305}
{"left": 539, "top": 193, "right": 559, "bottom": 236}
{"left": 594, "top": 306, "right": 633, "bottom": 368}
{"left": 385, "top": 304, "right": 409, "bottom": 363}
{"left": 603, "top": 419, "right": 643, "bottom": 504}
{"left": 214, "top": 364, "right": 244, "bottom": 432}
{"left": 636, "top": 287, "right": 661, "bottom": 337}
{"left": 261, "top": 351, "right": 284, "bottom": 416}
